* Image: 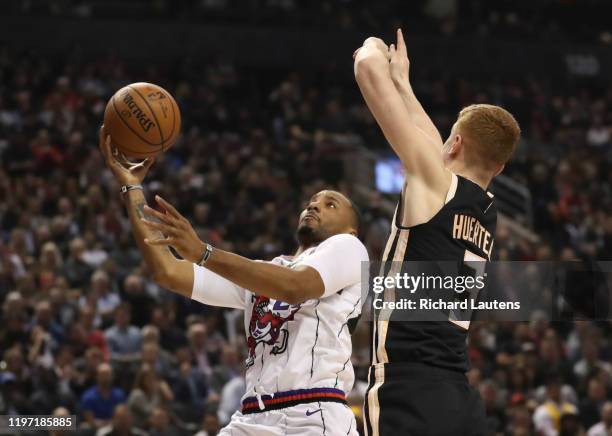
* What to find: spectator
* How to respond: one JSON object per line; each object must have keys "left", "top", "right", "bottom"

{"left": 194, "top": 411, "right": 221, "bottom": 436}
{"left": 217, "top": 374, "right": 246, "bottom": 426}
{"left": 534, "top": 374, "right": 579, "bottom": 436}
{"left": 188, "top": 323, "right": 213, "bottom": 378}
{"left": 171, "top": 348, "right": 209, "bottom": 422}
{"left": 588, "top": 402, "right": 612, "bottom": 436}
{"left": 82, "top": 269, "right": 120, "bottom": 327}
{"left": 127, "top": 363, "right": 173, "bottom": 428}
{"left": 121, "top": 275, "right": 154, "bottom": 328}
{"left": 104, "top": 303, "right": 142, "bottom": 364}
{"left": 580, "top": 377, "right": 608, "bottom": 430}
{"left": 147, "top": 406, "right": 179, "bottom": 436}
{"left": 96, "top": 404, "right": 147, "bottom": 436}
{"left": 64, "top": 238, "right": 93, "bottom": 289}
{"left": 81, "top": 362, "right": 126, "bottom": 428}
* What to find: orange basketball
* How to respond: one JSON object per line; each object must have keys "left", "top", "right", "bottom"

{"left": 103, "top": 82, "right": 181, "bottom": 159}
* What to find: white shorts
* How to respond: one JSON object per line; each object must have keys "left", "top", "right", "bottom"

{"left": 219, "top": 402, "right": 358, "bottom": 436}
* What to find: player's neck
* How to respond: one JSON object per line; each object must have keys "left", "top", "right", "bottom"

{"left": 453, "top": 166, "right": 492, "bottom": 191}
{"left": 293, "top": 244, "right": 315, "bottom": 257}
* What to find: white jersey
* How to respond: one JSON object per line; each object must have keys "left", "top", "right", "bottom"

{"left": 191, "top": 233, "right": 368, "bottom": 401}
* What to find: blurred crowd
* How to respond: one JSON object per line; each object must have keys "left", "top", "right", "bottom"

{"left": 4, "top": 0, "right": 612, "bottom": 45}
{"left": 0, "top": 30, "right": 611, "bottom": 436}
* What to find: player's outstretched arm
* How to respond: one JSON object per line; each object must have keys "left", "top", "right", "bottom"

{"left": 389, "top": 28, "right": 443, "bottom": 147}
{"left": 98, "top": 126, "right": 194, "bottom": 298}
{"left": 354, "top": 37, "right": 450, "bottom": 198}
{"left": 141, "top": 196, "right": 328, "bottom": 305}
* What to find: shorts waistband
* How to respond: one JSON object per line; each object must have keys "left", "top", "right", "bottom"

{"left": 241, "top": 387, "right": 347, "bottom": 414}
{"left": 370, "top": 362, "right": 467, "bottom": 382}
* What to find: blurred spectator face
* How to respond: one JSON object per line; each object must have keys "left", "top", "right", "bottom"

{"left": 142, "top": 342, "right": 159, "bottom": 364}
{"left": 69, "top": 238, "right": 85, "bottom": 259}
{"left": 546, "top": 379, "right": 562, "bottom": 403}
{"left": 112, "top": 405, "right": 132, "bottom": 432}
{"left": 149, "top": 407, "right": 169, "bottom": 431}
{"left": 540, "top": 337, "right": 560, "bottom": 362}
{"left": 202, "top": 413, "right": 220, "bottom": 434}
{"left": 220, "top": 344, "right": 239, "bottom": 366}
{"left": 151, "top": 308, "right": 168, "bottom": 328}
{"left": 175, "top": 347, "right": 192, "bottom": 365}
{"left": 96, "top": 363, "right": 113, "bottom": 389}
{"left": 3, "top": 291, "right": 24, "bottom": 315}
{"left": 123, "top": 274, "right": 143, "bottom": 295}
{"left": 587, "top": 378, "right": 606, "bottom": 402}
{"left": 510, "top": 405, "right": 531, "bottom": 432}
{"left": 4, "top": 347, "right": 23, "bottom": 373}
{"left": 141, "top": 325, "right": 160, "bottom": 344}
{"left": 115, "top": 305, "right": 131, "bottom": 328}
{"left": 41, "top": 242, "right": 61, "bottom": 268}
{"left": 479, "top": 381, "right": 498, "bottom": 411}
{"left": 188, "top": 323, "right": 207, "bottom": 349}
{"left": 79, "top": 305, "right": 95, "bottom": 329}
{"left": 559, "top": 413, "right": 581, "bottom": 435}
{"left": 467, "top": 368, "right": 481, "bottom": 386}
{"left": 602, "top": 402, "right": 612, "bottom": 426}
{"left": 85, "top": 347, "right": 103, "bottom": 371}
{"left": 582, "top": 339, "right": 599, "bottom": 362}
{"left": 91, "top": 270, "right": 110, "bottom": 294}
{"left": 35, "top": 300, "right": 53, "bottom": 327}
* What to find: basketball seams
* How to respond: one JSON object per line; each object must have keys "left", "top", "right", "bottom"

{"left": 109, "top": 125, "right": 155, "bottom": 158}
{"left": 128, "top": 84, "right": 165, "bottom": 155}
{"left": 111, "top": 91, "right": 162, "bottom": 147}
{"left": 105, "top": 83, "right": 180, "bottom": 158}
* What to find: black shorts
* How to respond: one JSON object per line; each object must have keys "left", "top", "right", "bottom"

{"left": 364, "top": 362, "right": 487, "bottom": 436}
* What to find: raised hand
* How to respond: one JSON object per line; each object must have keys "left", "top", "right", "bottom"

{"left": 98, "top": 125, "right": 155, "bottom": 186}
{"left": 389, "top": 29, "right": 410, "bottom": 87}
{"left": 141, "top": 195, "right": 205, "bottom": 264}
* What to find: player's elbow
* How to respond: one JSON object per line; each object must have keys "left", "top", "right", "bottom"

{"left": 280, "top": 271, "right": 323, "bottom": 305}
{"left": 152, "top": 266, "right": 173, "bottom": 290}
{"left": 354, "top": 53, "right": 386, "bottom": 82}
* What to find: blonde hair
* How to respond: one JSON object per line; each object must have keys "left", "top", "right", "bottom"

{"left": 455, "top": 104, "right": 520, "bottom": 167}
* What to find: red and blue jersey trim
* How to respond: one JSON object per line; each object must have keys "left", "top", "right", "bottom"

{"left": 241, "top": 387, "right": 347, "bottom": 414}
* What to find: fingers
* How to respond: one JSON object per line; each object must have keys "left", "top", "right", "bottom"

{"left": 143, "top": 205, "right": 175, "bottom": 224}
{"left": 397, "top": 28, "right": 407, "bottom": 56}
{"left": 353, "top": 48, "right": 361, "bottom": 60}
{"left": 143, "top": 157, "right": 155, "bottom": 171}
{"left": 141, "top": 217, "right": 177, "bottom": 236}
{"left": 155, "top": 195, "right": 182, "bottom": 219}
{"left": 389, "top": 43, "right": 396, "bottom": 59}
{"left": 144, "top": 237, "right": 172, "bottom": 246}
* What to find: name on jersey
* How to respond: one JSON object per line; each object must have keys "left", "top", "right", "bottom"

{"left": 452, "top": 214, "right": 494, "bottom": 258}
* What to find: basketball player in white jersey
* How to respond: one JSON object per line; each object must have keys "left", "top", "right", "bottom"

{"left": 354, "top": 30, "right": 521, "bottom": 435}
{"left": 98, "top": 128, "right": 368, "bottom": 435}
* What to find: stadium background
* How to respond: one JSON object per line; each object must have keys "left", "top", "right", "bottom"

{"left": 0, "top": 1, "right": 611, "bottom": 435}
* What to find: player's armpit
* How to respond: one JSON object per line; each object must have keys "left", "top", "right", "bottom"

{"left": 354, "top": 48, "right": 451, "bottom": 200}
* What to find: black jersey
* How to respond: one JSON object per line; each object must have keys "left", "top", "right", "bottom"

{"left": 372, "top": 174, "right": 497, "bottom": 372}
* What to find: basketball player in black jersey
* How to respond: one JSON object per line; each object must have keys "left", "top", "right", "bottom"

{"left": 354, "top": 30, "right": 521, "bottom": 435}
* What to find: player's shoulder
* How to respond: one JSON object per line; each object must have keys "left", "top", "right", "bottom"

{"left": 317, "top": 233, "right": 369, "bottom": 259}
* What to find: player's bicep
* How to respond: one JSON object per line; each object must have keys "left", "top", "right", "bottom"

{"left": 191, "top": 264, "right": 247, "bottom": 309}
{"left": 356, "top": 64, "right": 449, "bottom": 193}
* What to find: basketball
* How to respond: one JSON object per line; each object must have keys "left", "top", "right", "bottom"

{"left": 103, "top": 82, "right": 181, "bottom": 159}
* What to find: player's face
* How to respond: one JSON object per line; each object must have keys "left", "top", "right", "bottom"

{"left": 296, "top": 190, "right": 355, "bottom": 246}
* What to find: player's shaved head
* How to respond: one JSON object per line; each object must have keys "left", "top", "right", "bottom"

{"left": 296, "top": 190, "right": 359, "bottom": 248}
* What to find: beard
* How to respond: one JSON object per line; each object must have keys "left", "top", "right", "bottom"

{"left": 296, "top": 223, "right": 323, "bottom": 247}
